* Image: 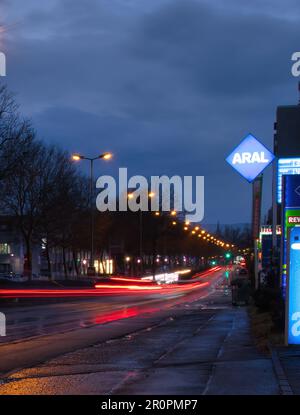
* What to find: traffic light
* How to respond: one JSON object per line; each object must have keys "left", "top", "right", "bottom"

{"left": 225, "top": 252, "right": 231, "bottom": 259}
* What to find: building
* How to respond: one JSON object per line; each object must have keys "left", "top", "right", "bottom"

{"left": 274, "top": 105, "right": 300, "bottom": 158}
{"left": 0, "top": 216, "right": 113, "bottom": 278}
{"left": 0, "top": 216, "right": 43, "bottom": 276}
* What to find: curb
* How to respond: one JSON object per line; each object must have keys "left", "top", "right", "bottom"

{"left": 268, "top": 343, "right": 294, "bottom": 395}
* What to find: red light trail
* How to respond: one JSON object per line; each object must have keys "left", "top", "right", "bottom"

{"left": 0, "top": 268, "right": 221, "bottom": 298}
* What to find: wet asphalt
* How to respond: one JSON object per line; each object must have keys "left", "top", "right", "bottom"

{"left": 0, "top": 279, "right": 279, "bottom": 395}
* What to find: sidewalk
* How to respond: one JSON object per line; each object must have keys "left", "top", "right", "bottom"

{"left": 0, "top": 288, "right": 280, "bottom": 395}
{"left": 203, "top": 305, "right": 279, "bottom": 395}
{"left": 272, "top": 346, "right": 300, "bottom": 395}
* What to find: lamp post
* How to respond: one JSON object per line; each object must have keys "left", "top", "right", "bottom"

{"left": 72, "top": 152, "right": 112, "bottom": 276}
{"left": 128, "top": 191, "right": 155, "bottom": 275}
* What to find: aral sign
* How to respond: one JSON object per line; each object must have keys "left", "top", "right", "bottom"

{"left": 232, "top": 151, "right": 270, "bottom": 165}
{"left": 226, "top": 134, "right": 275, "bottom": 183}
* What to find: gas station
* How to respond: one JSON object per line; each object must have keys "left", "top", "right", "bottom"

{"left": 226, "top": 110, "right": 300, "bottom": 345}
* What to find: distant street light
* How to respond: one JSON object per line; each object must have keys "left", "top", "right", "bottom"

{"left": 72, "top": 152, "right": 113, "bottom": 276}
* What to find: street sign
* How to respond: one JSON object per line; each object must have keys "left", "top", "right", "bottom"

{"left": 282, "top": 207, "right": 300, "bottom": 290}
{"left": 281, "top": 176, "right": 300, "bottom": 293}
{"left": 286, "top": 226, "right": 300, "bottom": 344}
{"left": 226, "top": 134, "right": 275, "bottom": 183}
{"left": 277, "top": 158, "right": 300, "bottom": 203}
{"left": 281, "top": 175, "right": 300, "bottom": 344}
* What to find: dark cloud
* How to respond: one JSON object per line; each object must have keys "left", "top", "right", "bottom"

{"left": 131, "top": 0, "right": 298, "bottom": 96}
{"left": 2, "top": 0, "right": 299, "bottom": 223}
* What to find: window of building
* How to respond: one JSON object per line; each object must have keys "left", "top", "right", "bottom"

{"left": 0, "top": 243, "right": 11, "bottom": 255}
{"left": 0, "top": 263, "right": 11, "bottom": 273}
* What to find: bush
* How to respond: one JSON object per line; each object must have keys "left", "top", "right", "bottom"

{"left": 253, "top": 288, "right": 285, "bottom": 331}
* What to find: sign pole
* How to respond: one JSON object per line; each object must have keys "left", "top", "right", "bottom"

{"left": 254, "top": 239, "right": 259, "bottom": 289}
{"left": 272, "top": 158, "right": 278, "bottom": 281}
{"left": 252, "top": 174, "right": 263, "bottom": 289}
{"left": 226, "top": 133, "right": 275, "bottom": 291}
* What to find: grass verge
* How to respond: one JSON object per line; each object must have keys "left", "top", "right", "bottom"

{"left": 248, "top": 304, "right": 284, "bottom": 353}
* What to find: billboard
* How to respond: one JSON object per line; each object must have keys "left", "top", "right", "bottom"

{"left": 261, "top": 234, "right": 281, "bottom": 269}
{"left": 286, "top": 226, "right": 300, "bottom": 344}
{"left": 281, "top": 176, "right": 300, "bottom": 291}
{"left": 277, "top": 158, "right": 300, "bottom": 203}
{"left": 282, "top": 175, "right": 300, "bottom": 344}
{"left": 226, "top": 134, "right": 274, "bottom": 183}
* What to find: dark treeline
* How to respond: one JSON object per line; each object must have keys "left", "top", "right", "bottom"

{"left": 217, "top": 225, "right": 252, "bottom": 249}
{"left": 0, "top": 84, "right": 222, "bottom": 279}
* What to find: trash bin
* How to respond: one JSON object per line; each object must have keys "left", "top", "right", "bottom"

{"left": 231, "top": 277, "right": 251, "bottom": 306}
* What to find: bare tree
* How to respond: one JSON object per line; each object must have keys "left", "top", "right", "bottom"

{"left": 0, "top": 132, "right": 47, "bottom": 278}
{"left": 37, "top": 155, "right": 90, "bottom": 279}
{"left": 0, "top": 83, "right": 32, "bottom": 181}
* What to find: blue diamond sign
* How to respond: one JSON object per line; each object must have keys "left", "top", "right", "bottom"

{"left": 226, "top": 133, "right": 275, "bottom": 183}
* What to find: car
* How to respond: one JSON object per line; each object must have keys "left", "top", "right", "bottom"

{"left": 11, "top": 273, "right": 27, "bottom": 281}
{"left": 0, "top": 272, "right": 13, "bottom": 280}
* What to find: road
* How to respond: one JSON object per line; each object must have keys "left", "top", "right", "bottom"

{"left": 0, "top": 268, "right": 220, "bottom": 344}
{"left": 0, "top": 268, "right": 279, "bottom": 394}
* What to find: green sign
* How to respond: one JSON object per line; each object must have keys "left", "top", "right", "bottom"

{"left": 285, "top": 209, "right": 300, "bottom": 238}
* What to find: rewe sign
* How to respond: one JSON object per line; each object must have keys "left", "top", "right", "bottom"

{"left": 226, "top": 134, "right": 275, "bottom": 182}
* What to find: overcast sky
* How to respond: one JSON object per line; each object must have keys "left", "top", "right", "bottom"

{"left": 1, "top": 0, "right": 299, "bottom": 225}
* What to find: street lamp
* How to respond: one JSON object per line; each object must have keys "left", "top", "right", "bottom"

{"left": 72, "top": 152, "right": 112, "bottom": 276}
{"left": 127, "top": 191, "right": 155, "bottom": 275}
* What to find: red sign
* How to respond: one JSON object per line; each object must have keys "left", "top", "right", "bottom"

{"left": 288, "top": 216, "right": 300, "bottom": 224}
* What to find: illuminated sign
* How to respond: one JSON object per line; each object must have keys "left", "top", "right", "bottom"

{"left": 259, "top": 225, "right": 281, "bottom": 237}
{"left": 282, "top": 177, "right": 300, "bottom": 345}
{"left": 281, "top": 176, "right": 300, "bottom": 291}
{"left": 288, "top": 216, "right": 300, "bottom": 224}
{"left": 226, "top": 134, "right": 275, "bottom": 182}
{"left": 286, "top": 226, "right": 300, "bottom": 344}
{"left": 277, "top": 158, "right": 300, "bottom": 203}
